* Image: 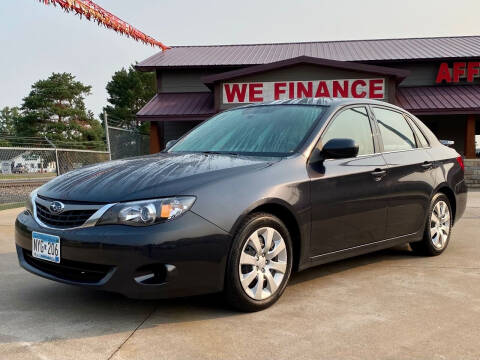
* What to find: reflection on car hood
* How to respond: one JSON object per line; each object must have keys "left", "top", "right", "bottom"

{"left": 37, "top": 153, "right": 277, "bottom": 203}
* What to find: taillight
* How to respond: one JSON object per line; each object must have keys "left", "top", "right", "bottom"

{"left": 456, "top": 156, "right": 465, "bottom": 171}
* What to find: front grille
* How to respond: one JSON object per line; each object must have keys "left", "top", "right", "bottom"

{"left": 23, "top": 250, "right": 112, "bottom": 284}
{"left": 36, "top": 202, "right": 96, "bottom": 228}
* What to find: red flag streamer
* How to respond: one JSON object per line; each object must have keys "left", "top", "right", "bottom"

{"left": 39, "top": 0, "right": 170, "bottom": 50}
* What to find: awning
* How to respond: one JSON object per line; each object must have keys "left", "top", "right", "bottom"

{"left": 137, "top": 92, "right": 215, "bottom": 121}
{"left": 397, "top": 85, "right": 480, "bottom": 115}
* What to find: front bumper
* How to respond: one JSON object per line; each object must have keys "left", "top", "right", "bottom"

{"left": 15, "top": 210, "right": 231, "bottom": 299}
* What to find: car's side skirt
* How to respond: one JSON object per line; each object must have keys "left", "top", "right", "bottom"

{"left": 299, "top": 232, "right": 422, "bottom": 271}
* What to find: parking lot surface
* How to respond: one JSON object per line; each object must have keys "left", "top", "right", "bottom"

{"left": 1, "top": 191, "right": 479, "bottom": 360}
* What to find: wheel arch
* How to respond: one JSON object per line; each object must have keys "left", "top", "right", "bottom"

{"left": 231, "top": 199, "right": 304, "bottom": 272}
{"left": 434, "top": 184, "right": 457, "bottom": 225}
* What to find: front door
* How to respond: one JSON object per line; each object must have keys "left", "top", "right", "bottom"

{"left": 309, "top": 106, "right": 388, "bottom": 257}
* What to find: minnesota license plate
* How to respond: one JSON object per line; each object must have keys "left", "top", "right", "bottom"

{"left": 32, "top": 232, "right": 61, "bottom": 263}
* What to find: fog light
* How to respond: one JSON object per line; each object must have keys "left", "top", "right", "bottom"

{"left": 134, "top": 264, "right": 171, "bottom": 285}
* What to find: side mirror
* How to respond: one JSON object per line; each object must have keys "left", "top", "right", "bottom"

{"left": 165, "top": 139, "right": 178, "bottom": 150}
{"left": 440, "top": 139, "right": 454, "bottom": 147}
{"left": 321, "top": 138, "right": 359, "bottom": 159}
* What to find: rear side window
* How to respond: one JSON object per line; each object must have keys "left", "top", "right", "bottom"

{"left": 373, "top": 107, "right": 417, "bottom": 152}
{"left": 321, "top": 107, "right": 374, "bottom": 156}
{"left": 406, "top": 115, "right": 430, "bottom": 148}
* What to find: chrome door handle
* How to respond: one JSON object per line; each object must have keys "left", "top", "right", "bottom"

{"left": 371, "top": 168, "right": 387, "bottom": 181}
{"left": 421, "top": 161, "right": 433, "bottom": 170}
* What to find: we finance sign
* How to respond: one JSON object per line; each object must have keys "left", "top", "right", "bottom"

{"left": 222, "top": 79, "right": 385, "bottom": 104}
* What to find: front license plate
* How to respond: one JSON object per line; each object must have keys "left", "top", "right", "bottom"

{"left": 32, "top": 232, "right": 61, "bottom": 263}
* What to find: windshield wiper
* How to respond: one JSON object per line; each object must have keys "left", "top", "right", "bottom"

{"left": 199, "top": 151, "right": 240, "bottom": 156}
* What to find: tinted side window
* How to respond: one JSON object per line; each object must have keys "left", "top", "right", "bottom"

{"left": 406, "top": 115, "right": 430, "bottom": 148}
{"left": 373, "top": 107, "right": 417, "bottom": 152}
{"left": 322, "top": 107, "right": 374, "bottom": 156}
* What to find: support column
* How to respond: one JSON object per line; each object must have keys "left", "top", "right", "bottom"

{"left": 149, "top": 121, "right": 164, "bottom": 154}
{"left": 465, "top": 115, "right": 476, "bottom": 159}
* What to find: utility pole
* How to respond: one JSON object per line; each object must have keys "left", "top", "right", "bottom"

{"left": 104, "top": 110, "right": 112, "bottom": 160}
{"left": 45, "top": 136, "right": 60, "bottom": 176}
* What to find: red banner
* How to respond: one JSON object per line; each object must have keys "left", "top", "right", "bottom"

{"left": 39, "top": 0, "right": 170, "bottom": 50}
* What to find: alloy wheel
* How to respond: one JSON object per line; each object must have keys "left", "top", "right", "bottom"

{"left": 238, "top": 227, "right": 288, "bottom": 300}
{"left": 430, "top": 200, "right": 451, "bottom": 250}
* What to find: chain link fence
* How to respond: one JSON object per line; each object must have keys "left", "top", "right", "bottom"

{"left": 1, "top": 116, "right": 150, "bottom": 209}
{"left": 107, "top": 125, "right": 149, "bottom": 160}
{"left": 0, "top": 145, "right": 110, "bottom": 209}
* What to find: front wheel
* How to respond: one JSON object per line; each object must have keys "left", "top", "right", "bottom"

{"left": 225, "top": 213, "right": 293, "bottom": 312}
{"left": 410, "top": 193, "right": 452, "bottom": 256}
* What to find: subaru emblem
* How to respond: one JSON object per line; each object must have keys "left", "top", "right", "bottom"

{"left": 49, "top": 201, "right": 65, "bottom": 214}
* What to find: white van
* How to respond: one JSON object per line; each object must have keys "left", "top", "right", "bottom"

{"left": 1, "top": 162, "right": 12, "bottom": 174}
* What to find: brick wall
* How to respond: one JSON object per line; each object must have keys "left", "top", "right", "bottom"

{"left": 465, "top": 159, "right": 480, "bottom": 188}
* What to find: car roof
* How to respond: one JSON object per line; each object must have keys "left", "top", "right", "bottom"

{"left": 233, "top": 97, "right": 405, "bottom": 110}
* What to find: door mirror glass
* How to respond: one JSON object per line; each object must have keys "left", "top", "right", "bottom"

{"left": 165, "top": 139, "right": 178, "bottom": 150}
{"left": 321, "top": 138, "right": 359, "bottom": 159}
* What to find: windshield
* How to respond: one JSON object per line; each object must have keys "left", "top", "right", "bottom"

{"left": 168, "top": 105, "right": 325, "bottom": 156}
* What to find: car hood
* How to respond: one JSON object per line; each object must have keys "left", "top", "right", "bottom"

{"left": 37, "top": 153, "right": 277, "bottom": 203}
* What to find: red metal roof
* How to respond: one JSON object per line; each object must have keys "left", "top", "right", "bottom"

{"left": 137, "top": 36, "right": 480, "bottom": 69}
{"left": 397, "top": 86, "right": 480, "bottom": 114}
{"left": 137, "top": 93, "right": 215, "bottom": 120}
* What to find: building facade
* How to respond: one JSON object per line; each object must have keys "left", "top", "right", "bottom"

{"left": 136, "top": 36, "right": 480, "bottom": 170}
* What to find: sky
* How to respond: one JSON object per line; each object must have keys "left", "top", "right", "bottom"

{"left": 0, "top": 0, "right": 479, "bottom": 118}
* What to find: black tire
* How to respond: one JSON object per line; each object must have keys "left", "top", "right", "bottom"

{"left": 225, "top": 212, "right": 293, "bottom": 312}
{"left": 410, "top": 193, "right": 453, "bottom": 256}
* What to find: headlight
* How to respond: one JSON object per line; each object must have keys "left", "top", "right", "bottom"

{"left": 96, "top": 196, "right": 196, "bottom": 226}
{"left": 26, "top": 190, "right": 36, "bottom": 214}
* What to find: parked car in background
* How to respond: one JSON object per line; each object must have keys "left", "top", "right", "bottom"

{"left": 15, "top": 98, "right": 467, "bottom": 312}
{"left": 12, "top": 164, "right": 28, "bottom": 174}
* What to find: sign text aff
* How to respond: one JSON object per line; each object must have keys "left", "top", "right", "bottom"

{"left": 436, "top": 62, "right": 480, "bottom": 83}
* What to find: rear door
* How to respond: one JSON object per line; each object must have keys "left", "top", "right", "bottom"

{"left": 309, "top": 106, "right": 388, "bottom": 256}
{"left": 371, "top": 106, "right": 435, "bottom": 239}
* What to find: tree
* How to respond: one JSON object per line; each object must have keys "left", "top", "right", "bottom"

{"left": 0, "top": 107, "right": 20, "bottom": 146}
{"left": 16, "top": 73, "right": 103, "bottom": 145}
{"left": 0, "top": 106, "right": 20, "bottom": 135}
{"left": 102, "top": 65, "right": 156, "bottom": 133}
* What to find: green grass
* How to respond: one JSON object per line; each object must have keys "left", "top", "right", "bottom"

{"left": 0, "top": 202, "right": 25, "bottom": 211}
{"left": 0, "top": 173, "right": 56, "bottom": 180}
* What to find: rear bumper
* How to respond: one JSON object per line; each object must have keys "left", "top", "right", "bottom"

{"left": 15, "top": 210, "right": 231, "bottom": 299}
{"left": 454, "top": 179, "right": 468, "bottom": 224}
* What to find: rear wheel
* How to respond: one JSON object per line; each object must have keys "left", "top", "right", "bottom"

{"left": 225, "top": 213, "right": 293, "bottom": 312}
{"left": 410, "top": 193, "right": 452, "bottom": 256}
